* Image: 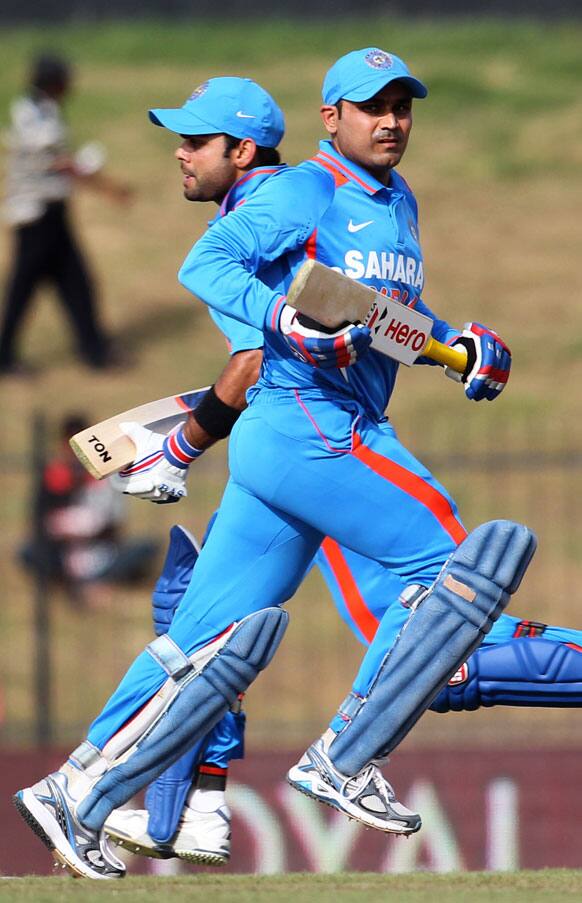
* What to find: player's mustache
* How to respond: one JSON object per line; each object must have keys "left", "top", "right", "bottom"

{"left": 372, "top": 129, "right": 400, "bottom": 141}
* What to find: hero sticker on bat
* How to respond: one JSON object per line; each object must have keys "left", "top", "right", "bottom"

{"left": 364, "top": 294, "right": 431, "bottom": 365}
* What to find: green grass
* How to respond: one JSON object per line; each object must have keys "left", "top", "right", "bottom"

{"left": 1, "top": 872, "right": 581, "bottom": 902}
{"left": 1, "top": 19, "right": 581, "bottom": 178}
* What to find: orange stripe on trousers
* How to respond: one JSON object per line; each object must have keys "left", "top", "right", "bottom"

{"left": 320, "top": 537, "right": 379, "bottom": 643}
{"left": 352, "top": 433, "right": 467, "bottom": 545}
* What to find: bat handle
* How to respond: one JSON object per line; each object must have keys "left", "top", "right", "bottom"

{"left": 423, "top": 337, "right": 468, "bottom": 373}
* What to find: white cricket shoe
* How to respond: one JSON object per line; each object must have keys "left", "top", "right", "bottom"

{"left": 287, "top": 736, "right": 421, "bottom": 835}
{"left": 14, "top": 771, "right": 126, "bottom": 879}
{"left": 105, "top": 804, "right": 231, "bottom": 866}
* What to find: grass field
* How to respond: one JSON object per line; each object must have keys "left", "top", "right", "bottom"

{"left": 1, "top": 872, "right": 582, "bottom": 902}
{"left": 1, "top": 18, "right": 582, "bottom": 748}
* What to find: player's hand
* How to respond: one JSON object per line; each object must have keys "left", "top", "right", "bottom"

{"left": 278, "top": 303, "right": 371, "bottom": 369}
{"left": 445, "top": 322, "right": 511, "bottom": 401}
{"left": 111, "top": 422, "right": 202, "bottom": 504}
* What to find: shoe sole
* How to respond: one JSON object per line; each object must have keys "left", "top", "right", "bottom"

{"left": 14, "top": 790, "right": 103, "bottom": 879}
{"left": 107, "top": 832, "right": 229, "bottom": 866}
{"left": 176, "top": 849, "right": 229, "bottom": 866}
{"left": 13, "top": 790, "right": 120, "bottom": 880}
{"left": 286, "top": 775, "right": 421, "bottom": 835}
{"left": 105, "top": 831, "right": 172, "bottom": 860}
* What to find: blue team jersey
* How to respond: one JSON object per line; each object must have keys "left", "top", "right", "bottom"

{"left": 180, "top": 140, "right": 458, "bottom": 419}
{"left": 205, "top": 166, "right": 283, "bottom": 354}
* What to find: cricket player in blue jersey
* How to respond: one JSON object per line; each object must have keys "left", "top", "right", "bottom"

{"left": 103, "top": 90, "right": 286, "bottom": 864}
{"left": 102, "top": 64, "right": 582, "bottom": 867}
{"left": 104, "top": 78, "right": 582, "bottom": 867}
{"left": 15, "top": 52, "right": 539, "bottom": 879}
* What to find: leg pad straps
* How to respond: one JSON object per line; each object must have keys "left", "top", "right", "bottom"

{"left": 329, "top": 520, "right": 537, "bottom": 775}
{"left": 75, "top": 607, "right": 288, "bottom": 830}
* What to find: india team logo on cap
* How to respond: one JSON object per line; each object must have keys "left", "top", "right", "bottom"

{"left": 364, "top": 50, "right": 393, "bottom": 70}
{"left": 188, "top": 82, "right": 209, "bottom": 102}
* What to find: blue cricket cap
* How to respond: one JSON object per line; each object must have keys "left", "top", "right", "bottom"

{"left": 322, "top": 48, "right": 428, "bottom": 106}
{"left": 149, "top": 76, "right": 285, "bottom": 148}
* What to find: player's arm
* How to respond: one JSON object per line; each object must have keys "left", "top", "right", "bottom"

{"left": 182, "top": 348, "right": 262, "bottom": 451}
{"left": 180, "top": 166, "right": 369, "bottom": 367}
{"left": 113, "top": 348, "right": 262, "bottom": 504}
{"left": 76, "top": 169, "right": 134, "bottom": 205}
{"left": 178, "top": 165, "right": 335, "bottom": 332}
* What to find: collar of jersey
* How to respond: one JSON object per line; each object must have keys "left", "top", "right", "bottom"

{"left": 209, "top": 164, "right": 288, "bottom": 225}
{"left": 315, "top": 140, "right": 391, "bottom": 195}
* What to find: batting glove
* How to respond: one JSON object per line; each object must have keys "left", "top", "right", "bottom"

{"left": 445, "top": 322, "right": 511, "bottom": 401}
{"left": 278, "top": 303, "right": 371, "bottom": 369}
{"left": 111, "top": 422, "right": 203, "bottom": 504}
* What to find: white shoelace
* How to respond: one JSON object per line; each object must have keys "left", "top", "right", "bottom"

{"left": 342, "top": 762, "right": 395, "bottom": 806}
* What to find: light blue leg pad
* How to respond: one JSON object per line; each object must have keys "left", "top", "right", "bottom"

{"left": 76, "top": 606, "right": 288, "bottom": 831}
{"left": 147, "top": 519, "right": 246, "bottom": 844}
{"left": 145, "top": 739, "right": 204, "bottom": 844}
{"left": 329, "top": 520, "right": 537, "bottom": 775}
{"left": 147, "top": 523, "right": 202, "bottom": 843}
{"left": 152, "top": 524, "right": 200, "bottom": 636}
{"left": 431, "top": 637, "right": 582, "bottom": 711}
{"left": 145, "top": 710, "right": 245, "bottom": 843}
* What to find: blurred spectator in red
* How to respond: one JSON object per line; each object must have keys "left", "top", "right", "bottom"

{"left": 21, "top": 413, "right": 159, "bottom": 607}
{"left": 0, "top": 52, "right": 133, "bottom": 377}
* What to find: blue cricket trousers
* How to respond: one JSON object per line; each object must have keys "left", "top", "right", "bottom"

{"left": 88, "top": 388, "right": 464, "bottom": 748}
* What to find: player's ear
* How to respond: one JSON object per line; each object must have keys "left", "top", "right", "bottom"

{"left": 320, "top": 105, "right": 339, "bottom": 136}
{"left": 234, "top": 137, "right": 257, "bottom": 169}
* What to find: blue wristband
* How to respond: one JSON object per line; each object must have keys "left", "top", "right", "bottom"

{"left": 163, "top": 430, "right": 204, "bottom": 469}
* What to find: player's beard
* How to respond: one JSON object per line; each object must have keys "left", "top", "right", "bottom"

{"left": 183, "top": 172, "right": 229, "bottom": 204}
{"left": 370, "top": 128, "right": 408, "bottom": 169}
{"left": 183, "top": 174, "right": 203, "bottom": 202}
{"left": 184, "top": 186, "right": 201, "bottom": 201}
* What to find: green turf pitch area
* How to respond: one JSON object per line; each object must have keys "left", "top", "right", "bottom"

{"left": 0, "top": 872, "right": 581, "bottom": 903}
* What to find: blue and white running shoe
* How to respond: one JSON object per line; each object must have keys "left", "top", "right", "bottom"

{"left": 287, "top": 736, "right": 421, "bottom": 835}
{"left": 13, "top": 772, "right": 126, "bottom": 879}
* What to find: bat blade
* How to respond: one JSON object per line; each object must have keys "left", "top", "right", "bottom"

{"left": 286, "top": 258, "right": 377, "bottom": 328}
{"left": 69, "top": 387, "right": 208, "bottom": 479}
{"left": 287, "top": 260, "right": 466, "bottom": 372}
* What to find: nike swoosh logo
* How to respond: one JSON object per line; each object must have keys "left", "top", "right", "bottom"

{"left": 348, "top": 219, "right": 374, "bottom": 233}
{"left": 236, "top": 111, "right": 256, "bottom": 119}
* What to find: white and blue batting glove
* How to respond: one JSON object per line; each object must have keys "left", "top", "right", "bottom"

{"left": 111, "top": 422, "right": 203, "bottom": 504}
{"left": 445, "top": 322, "right": 511, "bottom": 401}
{"left": 277, "top": 303, "right": 371, "bottom": 369}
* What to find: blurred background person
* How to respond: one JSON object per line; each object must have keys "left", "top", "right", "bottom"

{"left": 20, "top": 413, "right": 160, "bottom": 608}
{"left": 0, "top": 52, "right": 132, "bottom": 377}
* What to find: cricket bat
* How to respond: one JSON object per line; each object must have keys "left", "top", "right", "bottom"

{"left": 286, "top": 260, "right": 467, "bottom": 372}
{"left": 69, "top": 387, "right": 209, "bottom": 480}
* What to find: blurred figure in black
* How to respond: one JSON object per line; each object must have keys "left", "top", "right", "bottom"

{"left": 21, "top": 413, "right": 159, "bottom": 608}
{"left": 0, "top": 53, "right": 132, "bottom": 376}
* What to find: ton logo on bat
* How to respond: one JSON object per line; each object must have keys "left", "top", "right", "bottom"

{"left": 87, "top": 435, "right": 112, "bottom": 463}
